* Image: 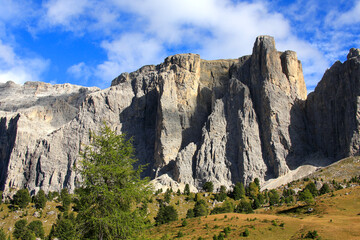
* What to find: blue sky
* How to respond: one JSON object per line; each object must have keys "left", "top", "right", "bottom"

{"left": 0, "top": 0, "right": 359, "bottom": 91}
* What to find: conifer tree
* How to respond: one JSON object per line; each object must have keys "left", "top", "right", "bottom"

{"left": 76, "top": 124, "right": 152, "bottom": 239}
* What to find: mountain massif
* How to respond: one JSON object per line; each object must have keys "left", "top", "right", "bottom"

{"left": 0, "top": 36, "right": 359, "bottom": 195}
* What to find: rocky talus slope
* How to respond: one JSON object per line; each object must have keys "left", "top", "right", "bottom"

{"left": 0, "top": 36, "right": 359, "bottom": 195}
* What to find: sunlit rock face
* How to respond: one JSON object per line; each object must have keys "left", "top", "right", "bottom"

{"left": 1, "top": 36, "right": 359, "bottom": 195}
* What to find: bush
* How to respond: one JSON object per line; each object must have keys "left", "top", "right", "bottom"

{"left": 319, "top": 183, "right": 330, "bottom": 195}
{"left": 269, "top": 189, "right": 280, "bottom": 206}
{"left": 299, "top": 189, "right": 314, "bottom": 205}
{"left": 13, "top": 219, "right": 28, "bottom": 239}
{"left": 164, "top": 188, "right": 172, "bottom": 204}
{"left": 27, "top": 221, "right": 44, "bottom": 239}
{"left": 224, "top": 226, "right": 231, "bottom": 237}
{"left": 203, "top": 182, "right": 214, "bottom": 192}
{"left": 184, "top": 184, "right": 190, "bottom": 195}
{"left": 252, "top": 198, "right": 260, "bottom": 209}
{"left": 182, "top": 219, "right": 188, "bottom": 227}
{"left": 50, "top": 218, "right": 76, "bottom": 240}
{"left": 186, "top": 209, "right": 194, "bottom": 218}
{"left": 211, "top": 200, "right": 234, "bottom": 214}
{"left": 235, "top": 199, "right": 253, "bottom": 214}
{"left": 176, "top": 231, "right": 184, "bottom": 238}
{"left": 0, "top": 228, "right": 7, "bottom": 240}
{"left": 242, "top": 228, "right": 250, "bottom": 237}
{"left": 155, "top": 205, "right": 178, "bottom": 225}
{"left": 304, "top": 230, "right": 319, "bottom": 239}
{"left": 193, "top": 200, "right": 208, "bottom": 217}
{"left": 34, "top": 189, "right": 47, "bottom": 209}
{"left": 60, "top": 188, "right": 71, "bottom": 212}
{"left": 232, "top": 182, "right": 245, "bottom": 200}
{"left": 13, "top": 189, "right": 31, "bottom": 209}
{"left": 304, "top": 182, "right": 318, "bottom": 197}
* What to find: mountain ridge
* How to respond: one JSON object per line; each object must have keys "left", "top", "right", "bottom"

{"left": 0, "top": 35, "right": 359, "bottom": 195}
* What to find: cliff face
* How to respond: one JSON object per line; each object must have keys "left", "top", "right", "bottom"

{"left": 306, "top": 48, "right": 360, "bottom": 159}
{"left": 0, "top": 36, "right": 359, "bottom": 195}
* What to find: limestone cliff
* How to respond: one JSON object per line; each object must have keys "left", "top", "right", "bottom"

{"left": 0, "top": 36, "right": 359, "bottom": 195}
{"left": 306, "top": 48, "right": 360, "bottom": 160}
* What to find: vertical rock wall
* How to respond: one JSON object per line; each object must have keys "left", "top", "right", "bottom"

{"left": 1, "top": 36, "right": 359, "bottom": 195}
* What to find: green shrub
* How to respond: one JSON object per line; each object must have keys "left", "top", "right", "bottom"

{"left": 319, "top": 183, "right": 330, "bottom": 195}
{"left": 242, "top": 228, "right": 250, "bottom": 237}
{"left": 34, "top": 189, "right": 47, "bottom": 209}
{"left": 176, "top": 231, "right": 184, "bottom": 238}
{"left": 193, "top": 199, "right": 208, "bottom": 217}
{"left": 155, "top": 205, "right": 178, "bottom": 225}
{"left": 27, "top": 220, "right": 44, "bottom": 239}
{"left": 184, "top": 184, "right": 190, "bottom": 195}
{"left": 0, "top": 228, "right": 7, "bottom": 240}
{"left": 304, "top": 230, "right": 319, "bottom": 239}
{"left": 203, "top": 182, "right": 214, "bottom": 192}
{"left": 182, "top": 219, "right": 188, "bottom": 227}
{"left": 186, "top": 209, "right": 194, "bottom": 218}
{"left": 13, "top": 189, "right": 31, "bottom": 209}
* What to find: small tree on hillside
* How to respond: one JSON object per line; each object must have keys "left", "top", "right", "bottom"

{"left": 60, "top": 189, "right": 71, "bottom": 212}
{"left": 34, "top": 189, "right": 47, "bottom": 209}
{"left": 193, "top": 199, "right": 208, "bottom": 217}
{"left": 155, "top": 205, "right": 178, "bottom": 225}
{"left": 319, "top": 183, "right": 330, "bottom": 195}
{"left": 215, "top": 185, "right": 227, "bottom": 202}
{"left": 299, "top": 189, "right": 314, "bottom": 205}
{"left": 13, "top": 189, "right": 31, "bottom": 209}
{"left": 27, "top": 221, "right": 45, "bottom": 239}
{"left": 203, "top": 182, "right": 214, "bottom": 192}
{"left": 184, "top": 184, "right": 190, "bottom": 195}
{"left": 268, "top": 189, "right": 280, "bottom": 206}
{"left": 304, "top": 182, "right": 318, "bottom": 197}
{"left": 232, "top": 182, "right": 245, "bottom": 200}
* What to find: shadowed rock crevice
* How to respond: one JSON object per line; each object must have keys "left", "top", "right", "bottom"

{"left": 0, "top": 114, "right": 20, "bottom": 191}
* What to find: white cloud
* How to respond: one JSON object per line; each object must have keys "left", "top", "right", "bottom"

{"left": 67, "top": 62, "right": 91, "bottom": 80}
{"left": 333, "top": 0, "right": 360, "bottom": 26}
{"left": 43, "top": 0, "right": 90, "bottom": 27}
{"left": 0, "top": 40, "right": 49, "bottom": 84}
{"left": 8, "top": 0, "right": 347, "bottom": 89}
{"left": 96, "top": 33, "right": 164, "bottom": 82}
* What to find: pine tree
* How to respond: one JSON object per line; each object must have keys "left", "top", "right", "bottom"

{"left": 232, "top": 182, "right": 245, "bottom": 200}
{"left": 155, "top": 205, "right": 178, "bottom": 225}
{"left": 60, "top": 189, "right": 71, "bottom": 212}
{"left": 203, "top": 182, "right": 214, "bottom": 192}
{"left": 27, "top": 221, "right": 44, "bottom": 239}
{"left": 12, "top": 189, "right": 31, "bottom": 209}
{"left": 34, "top": 189, "right": 47, "bottom": 209}
{"left": 76, "top": 124, "right": 152, "bottom": 239}
{"left": 184, "top": 184, "right": 190, "bottom": 195}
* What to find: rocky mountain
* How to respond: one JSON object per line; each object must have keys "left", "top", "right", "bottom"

{"left": 0, "top": 36, "right": 359, "bottom": 195}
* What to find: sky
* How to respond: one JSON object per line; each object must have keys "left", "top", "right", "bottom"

{"left": 0, "top": 0, "right": 359, "bottom": 91}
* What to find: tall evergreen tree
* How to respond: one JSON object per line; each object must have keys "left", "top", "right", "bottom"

{"left": 184, "top": 184, "right": 190, "bottom": 195}
{"left": 76, "top": 124, "right": 152, "bottom": 240}
{"left": 232, "top": 182, "right": 245, "bottom": 200}
{"left": 12, "top": 189, "right": 31, "bottom": 209}
{"left": 34, "top": 189, "right": 47, "bottom": 209}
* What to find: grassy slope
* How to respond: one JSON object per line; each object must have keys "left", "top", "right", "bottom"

{"left": 0, "top": 201, "right": 61, "bottom": 237}
{"left": 144, "top": 186, "right": 360, "bottom": 240}
{"left": 0, "top": 156, "right": 359, "bottom": 239}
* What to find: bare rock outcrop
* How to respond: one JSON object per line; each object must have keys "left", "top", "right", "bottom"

{"left": 1, "top": 36, "right": 359, "bottom": 195}
{"left": 306, "top": 47, "right": 360, "bottom": 160}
